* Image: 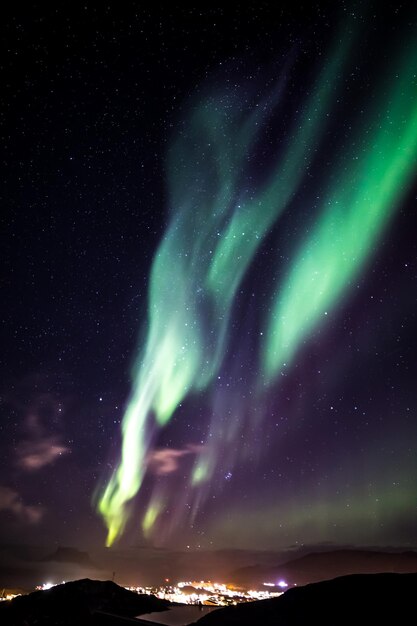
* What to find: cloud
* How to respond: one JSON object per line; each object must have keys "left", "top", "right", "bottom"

{"left": 17, "top": 437, "right": 69, "bottom": 470}
{"left": 0, "top": 486, "right": 43, "bottom": 523}
{"left": 147, "top": 444, "right": 203, "bottom": 476}
{"left": 16, "top": 412, "right": 70, "bottom": 471}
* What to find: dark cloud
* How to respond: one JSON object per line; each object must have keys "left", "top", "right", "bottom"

{"left": 16, "top": 413, "right": 69, "bottom": 471}
{"left": 146, "top": 444, "right": 203, "bottom": 476}
{"left": 0, "top": 486, "right": 43, "bottom": 524}
{"left": 17, "top": 437, "right": 69, "bottom": 471}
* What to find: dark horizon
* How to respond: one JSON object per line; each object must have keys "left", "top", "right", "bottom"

{"left": 2, "top": 542, "right": 417, "bottom": 591}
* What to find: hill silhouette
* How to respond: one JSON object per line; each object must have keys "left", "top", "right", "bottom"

{"left": 43, "top": 546, "right": 95, "bottom": 567}
{"left": 191, "top": 572, "right": 417, "bottom": 625}
{"left": 0, "top": 578, "right": 170, "bottom": 625}
{"left": 229, "top": 548, "right": 417, "bottom": 586}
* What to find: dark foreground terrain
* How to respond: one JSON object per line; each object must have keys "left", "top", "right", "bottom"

{"left": 0, "top": 578, "right": 170, "bottom": 625}
{"left": 191, "top": 572, "right": 417, "bottom": 625}
{"left": 1, "top": 572, "right": 416, "bottom": 625}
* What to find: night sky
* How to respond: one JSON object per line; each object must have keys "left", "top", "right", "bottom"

{"left": 1, "top": 2, "right": 417, "bottom": 558}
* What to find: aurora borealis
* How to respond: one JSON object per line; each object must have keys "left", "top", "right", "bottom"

{"left": 264, "top": 31, "right": 417, "bottom": 379}
{"left": 97, "top": 9, "right": 417, "bottom": 546}
{"left": 2, "top": 2, "right": 417, "bottom": 569}
{"left": 97, "top": 23, "right": 355, "bottom": 545}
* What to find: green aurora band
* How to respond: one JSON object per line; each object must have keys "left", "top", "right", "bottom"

{"left": 98, "top": 23, "right": 417, "bottom": 546}
{"left": 262, "top": 43, "right": 417, "bottom": 380}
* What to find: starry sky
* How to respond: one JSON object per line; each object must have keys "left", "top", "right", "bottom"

{"left": 1, "top": 2, "right": 417, "bottom": 557}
